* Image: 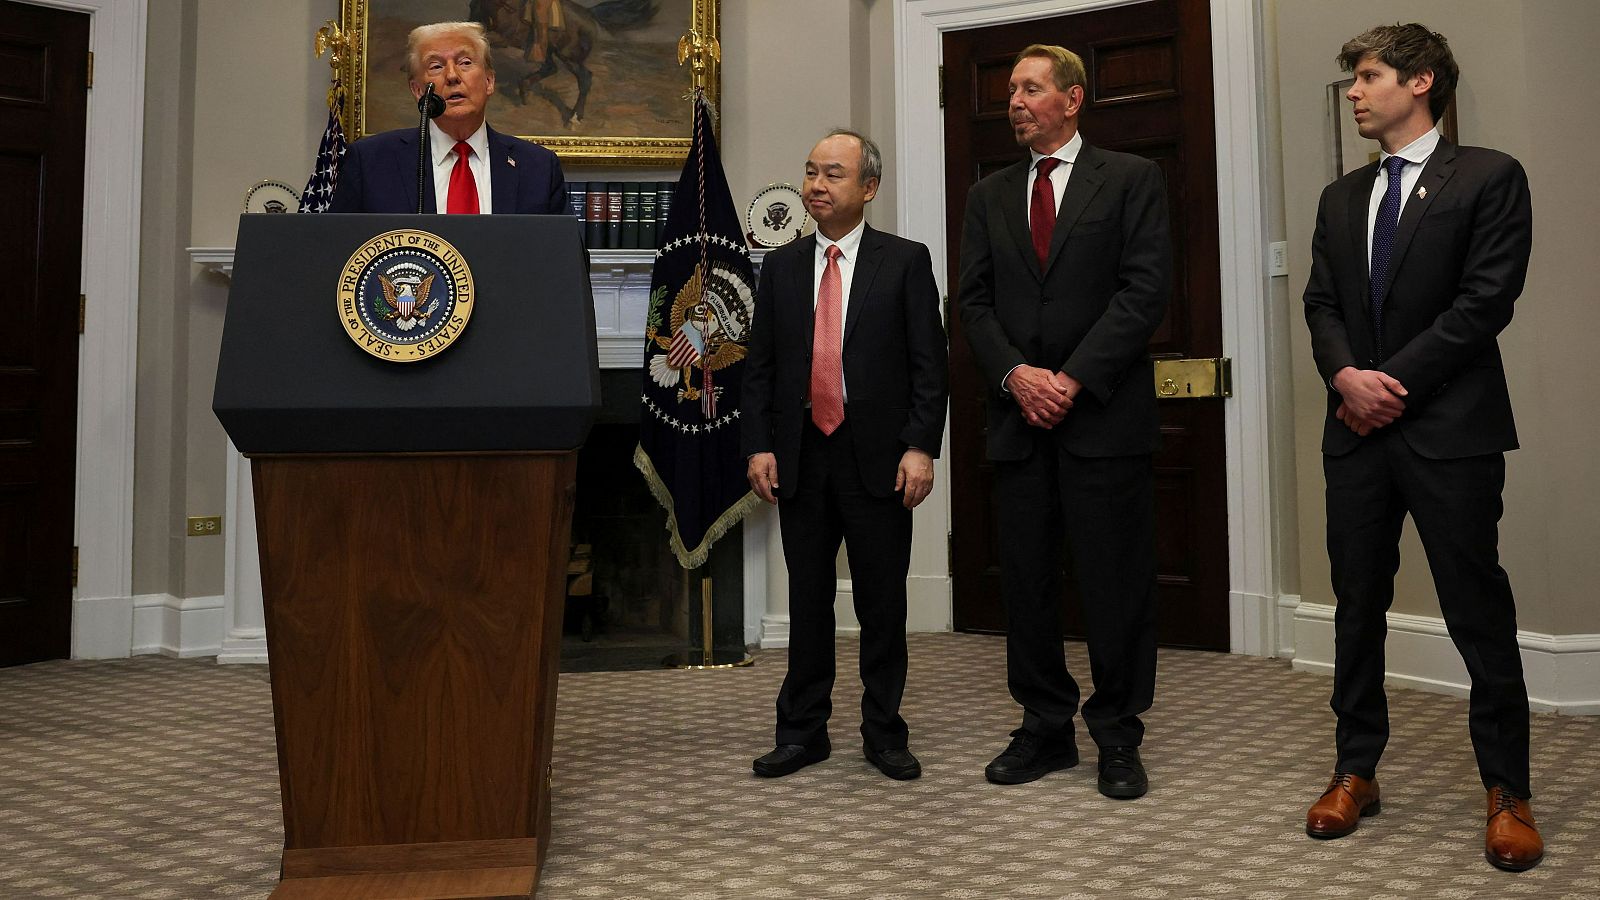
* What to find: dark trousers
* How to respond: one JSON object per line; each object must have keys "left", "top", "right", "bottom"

{"left": 775, "top": 418, "right": 912, "bottom": 750}
{"left": 1324, "top": 430, "right": 1530, "bottom": 796}
{"left": 994, "top": 431, "right": 1157, "bottom": 748}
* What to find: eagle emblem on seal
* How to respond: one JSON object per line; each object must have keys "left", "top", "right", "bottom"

{"left": 374, "top": 264, "right": 439, "bottom": 332}
{"left": 646, "top": 263, "right": 752, "bottom": 408}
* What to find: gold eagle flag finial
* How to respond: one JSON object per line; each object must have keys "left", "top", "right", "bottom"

{"left": 313, "top": 19, "right": 350, "bottom": 110}
{"left": 677, "top": 28, "right": 721, "bottom": 92}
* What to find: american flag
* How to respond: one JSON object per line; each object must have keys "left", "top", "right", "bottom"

{"left": 299, "top": 92, "right": 347, "bottom": 213}
{"left": 665, "top": 323, "right": 704, "bottom": 369}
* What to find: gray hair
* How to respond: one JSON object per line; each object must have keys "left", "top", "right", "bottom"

{"left": 826, "top": 128, "right": 883, "bottom": 186}
{"left": 406, "top": 21, "right": 494, "bottom": 79}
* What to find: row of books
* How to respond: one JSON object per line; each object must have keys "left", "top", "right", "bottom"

{"left": 567, "top": 181, "right": 676, "bottom": 250}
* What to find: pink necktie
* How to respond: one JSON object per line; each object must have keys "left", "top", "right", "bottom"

{"left": 446, "top": 141, "right": 479, "bottom": 214}
{"left": 810, "top": 245, "right": 845, "bottom": 435}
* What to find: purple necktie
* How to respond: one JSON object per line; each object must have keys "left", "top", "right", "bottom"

{"left": 1369, "top": 155, "right": 1407, "bottom": 354}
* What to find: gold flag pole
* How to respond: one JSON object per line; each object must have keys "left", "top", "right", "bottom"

{"left": 664, "top": 569, "right": 753, "bottom": 670}
{"left": 661, "top": 17, "right": 749, "bottom": 671}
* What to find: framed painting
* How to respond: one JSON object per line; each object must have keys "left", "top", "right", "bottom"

{"left": 340, "top": 0, "right": 720, "bottom": 165}
{"left": 1325, "top": 76, "right": 1458, "bottom": 183}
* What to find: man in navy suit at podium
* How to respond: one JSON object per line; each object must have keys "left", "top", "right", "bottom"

{"left": 329, "top": 21, "right": 566, "bottom": 215}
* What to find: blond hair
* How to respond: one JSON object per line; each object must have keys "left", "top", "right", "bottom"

{"left": 1014, "top": 44, "right": 1087, "bottom": 92}
{"left": 406, "top": 21, "right": 493, "bottom": 79}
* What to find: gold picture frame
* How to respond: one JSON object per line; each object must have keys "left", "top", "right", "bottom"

{"left": 339, "top": 0, "right": 720, "bottom": 166}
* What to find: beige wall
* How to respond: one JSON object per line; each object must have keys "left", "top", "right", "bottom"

{"left": 141, "top": 0, "right": 1599, "bottom": 640}
{"left": 134, "top": 0, "right": 906, "bottom": 602}
{"left": 1274, "top": 0, "right": 1600, "bottom": 634}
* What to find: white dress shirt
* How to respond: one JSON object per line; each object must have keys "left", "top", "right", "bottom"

{"left": 1026, "top": 129, "right": 1084, "bottom": 229}
{"left": 814, "top": 217, "right": 866, "bottom": 403}
{"left": 1366, "top": 127, "right": 1439, "bottom": 271}
{"left": 429, "top": 121, "right": 493, "bottom": 214}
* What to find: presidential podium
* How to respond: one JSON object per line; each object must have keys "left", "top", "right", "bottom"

{"left": 214, "top": 214, "right": 598, "bottom": 899}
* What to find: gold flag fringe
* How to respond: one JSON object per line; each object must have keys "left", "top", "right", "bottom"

{"left": 633, "top": 443, "right": 762, "bottom": 570}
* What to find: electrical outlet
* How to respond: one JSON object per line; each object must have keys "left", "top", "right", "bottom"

{"left": 1268, "top": 241, "right": 1288, "bottom": 277}
{"left": 187, "top": 516, "right": 223, "bottom": 537}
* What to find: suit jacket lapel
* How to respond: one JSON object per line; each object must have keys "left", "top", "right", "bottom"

{"left": 843, "top": 225, "right": 884, "bottom": 347}
{"left": 1377, "top": 138, "right": 1458, "bottom": 309}
{"left": 996, "top": 160, "right": 1039, "bottom": 280}
{"left": 1345, "top": 162, "right": 1378, "bottom": 300}
{"left": 1042, "top": 143, "right": 1106, "bottom": 277}
{"left": 792, "top": 234, "right": 818, "bottom": 353}
{"left": 487, "top": 126, "right": 516, "bottom": 214}
{"left": 394, "top": 129, "right": 433, "bottom": 213}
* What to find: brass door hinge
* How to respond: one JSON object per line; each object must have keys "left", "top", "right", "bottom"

{"left": 87, "top": 51, "right": 93, "bottom": 89}
{"left": 1154, "top": 357, "right": 1232, "bottom": 399}
{"left": 78, "top": 294, "right": 86, "bottom": 334}
{"left": 937, "top": 65, "right": 945, "bottom": 108}
{"left": 72, "top": 546, "right": 79, "bottom": 588}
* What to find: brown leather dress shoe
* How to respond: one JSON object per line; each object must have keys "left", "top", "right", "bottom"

{"left": 1485, "top": 787, "right": 1544, "bottom": 871}
{"left": 1306, "top": 772, "right": 1381, "bottom": 838}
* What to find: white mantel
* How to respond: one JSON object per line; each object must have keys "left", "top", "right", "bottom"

{"left": 190, "top": 245, "right": 777, "bottom": 663}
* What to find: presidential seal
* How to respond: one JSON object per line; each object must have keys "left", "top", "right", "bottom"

{"left": 744, "top": 183, "right": 807, "bottom": 248}
{"left": 336, "top": 229, "right": 474, "bottom": 362}
{"left": 645, "top": 235, "right": 754, "bottom": 419}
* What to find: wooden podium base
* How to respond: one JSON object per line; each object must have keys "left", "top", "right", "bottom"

{"left": 253, "top": 453, "right": 576, "bottom": 900}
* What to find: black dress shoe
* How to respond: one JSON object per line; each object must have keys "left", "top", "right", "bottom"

{"left": 865, "top": 746, "right": 922, "bottom": 780}
{"left": 1097, "top": 746, "right": 1148, "bottom": 799}
{"left": 984, "top": 728, "right": 1079, "bottom": 785}
{"left": 752, "top": 739, "right": 830, "bottom": 777}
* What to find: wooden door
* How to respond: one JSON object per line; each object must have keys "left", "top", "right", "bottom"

{"left": 943, "top": 0, "right": 1229, "bottom": 650}
{"left": 0, "top": 1, "right": 89, "bottom": 666}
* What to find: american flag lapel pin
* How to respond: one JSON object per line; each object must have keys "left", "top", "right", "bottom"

{"left": 507, "top": 156, "right": 517, "bottom": 168}
{"left": 1417, "top": 185, "right": 1427, "bottom": 199}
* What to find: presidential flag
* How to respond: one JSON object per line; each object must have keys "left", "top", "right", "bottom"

{"left": 634, "top": 91, "right": 759, "bottom": 569}
{"left": 299, "top": 91, "right": 347, "bottom": 213}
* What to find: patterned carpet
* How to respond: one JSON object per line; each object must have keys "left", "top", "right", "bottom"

{"left": 3, "top": 633, "right": 1599, "bottom": 899}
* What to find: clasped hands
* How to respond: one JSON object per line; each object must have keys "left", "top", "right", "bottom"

{"left": 747, "top": 448, "right": 935, "bottom": 510}
{"left": 1007, "top": 366, "right": 1080, "bottom": 428}
{"left": 1331, "top": 367, "right": 1408, "bottom": 436}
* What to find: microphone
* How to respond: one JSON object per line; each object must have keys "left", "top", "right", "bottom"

{"left": 417, "top": 83, "right": 445, "bottom": 119}
{"left": 416, "top": 84, "right": 443, "bottom": 214}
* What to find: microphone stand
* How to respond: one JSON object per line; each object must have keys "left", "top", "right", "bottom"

{"left": 416, "top": 84, "right": 443, "bottom": 214}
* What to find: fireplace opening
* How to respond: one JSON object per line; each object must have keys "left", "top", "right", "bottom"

{"left": 559, "top": 371, "right": 744, "bottom": 672}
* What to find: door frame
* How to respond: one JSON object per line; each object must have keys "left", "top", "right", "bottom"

{"left": 894, "top": 0, "right": 1281, "bottom": 655}
{"left": 20, "top": 0, "right": 148, "bottom": 657}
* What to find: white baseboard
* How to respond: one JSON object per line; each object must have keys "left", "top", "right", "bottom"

{"left": 130, "top": 594, "right": 225, "bottom": 658}
{"left": 71, "top": 595, "right": 134, "bottom": 659}
{"left": 1229, "top": 590, "right": 1279, "bottom": 657}
{"left": 1290, "top": 600, "right": 1600, "bottom": 715}
{"left": 216, "top": 628, "right": 268, "bottom": 665}
{"left": 906, "top": 574, "right": 952, "bottom": 633}
{"left": 1277, "top": 593, "right": 1302, "bottom": 660}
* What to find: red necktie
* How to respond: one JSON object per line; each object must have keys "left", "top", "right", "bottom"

{"left": 1030, "top": 156, "right": 1061, "bottom": 268}
{"left": 446, "top": 141, "right": 479, "bottom": 214}
{"left": 810, "top": 244, "right": 845, "bottom": 435}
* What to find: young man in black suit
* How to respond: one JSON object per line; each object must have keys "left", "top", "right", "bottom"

{"left": 956, "top": 45, "right": 1171, "bottom": 798}
{"left": 741, "top": 130, "right": 948, "bottom": 781}
{"left": 1300, "top": 24, "right": 1540, "bottom": 872}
